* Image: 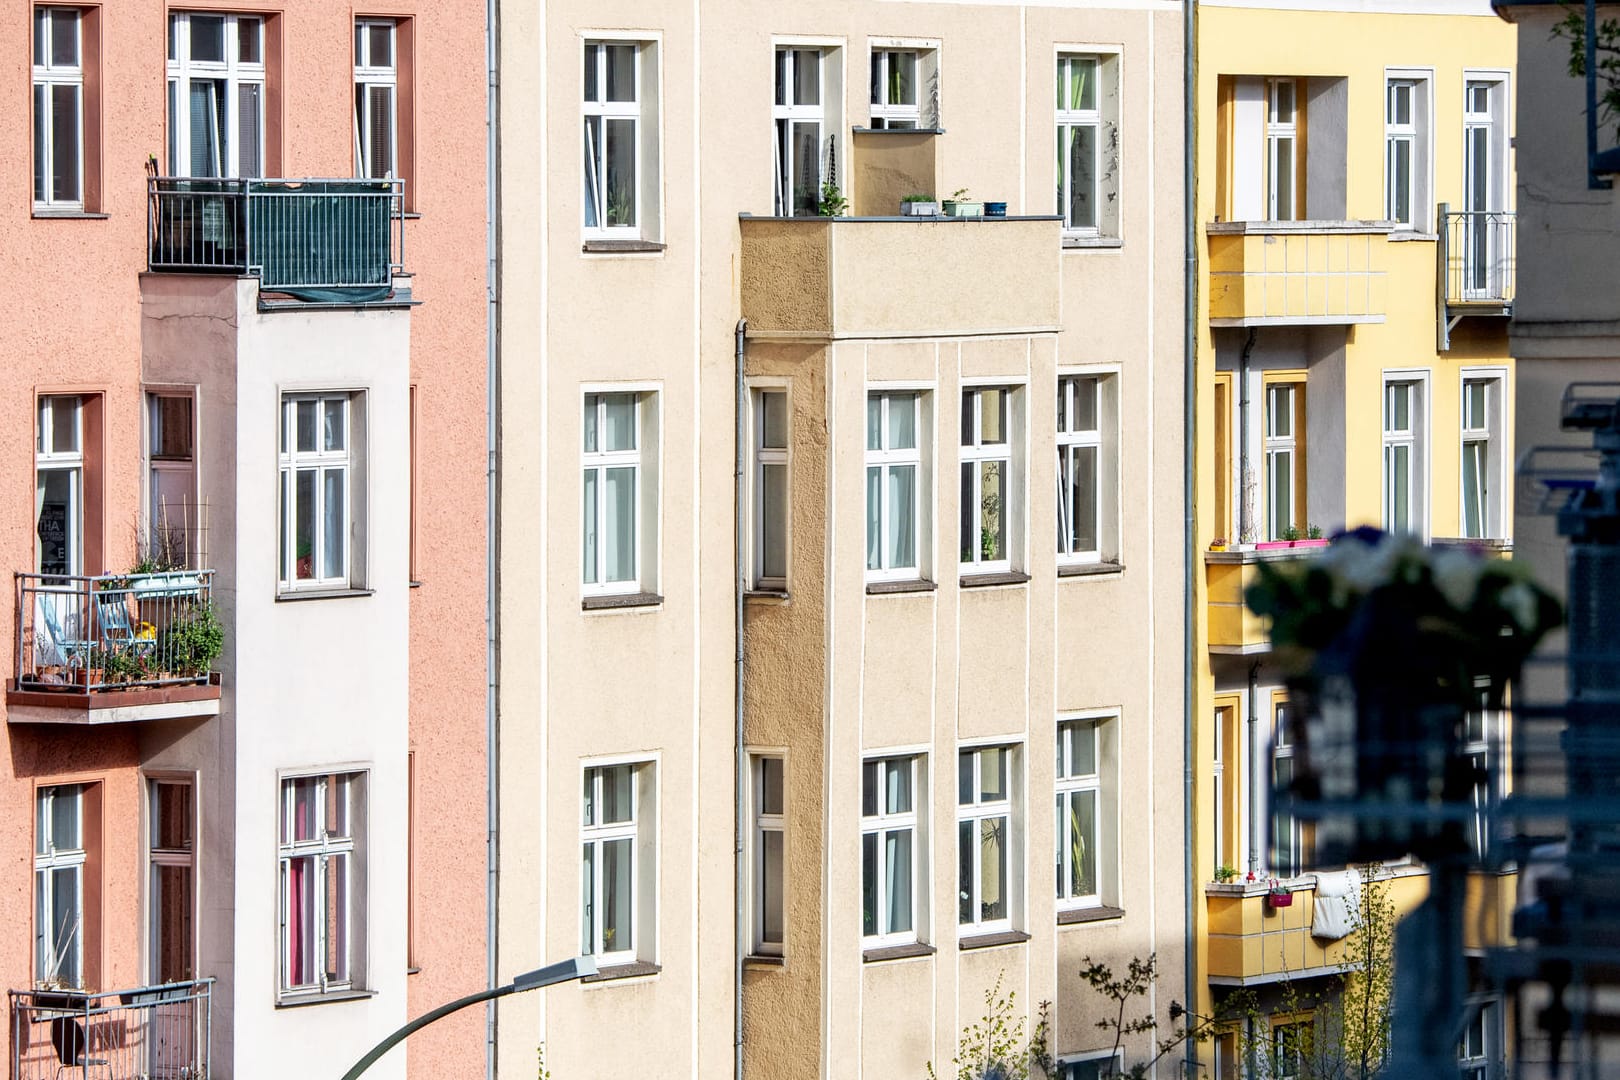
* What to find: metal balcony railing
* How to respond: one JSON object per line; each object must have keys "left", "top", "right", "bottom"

{"left": 10, "top": 979, "right": 212, "bottom": 1080}
{"left": 14, "top": 571, "right": 217, "bottom": 692}
{"left": 147, "top": 177, "right": 404, "bottom": 293}
{"left": 1440, "top": 206, "right": 1516, "bottom": 307}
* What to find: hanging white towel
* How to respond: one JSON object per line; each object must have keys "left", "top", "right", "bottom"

{"left": 1310, "top": 868, "right": 1361, "bottom": 941}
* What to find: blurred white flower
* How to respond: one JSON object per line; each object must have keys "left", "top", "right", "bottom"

{"left": 1502, "top": 581, "right": 1539, "bottom": 633}
{"left": 1432, "top": 549, "right": 1484, "bottom": 611}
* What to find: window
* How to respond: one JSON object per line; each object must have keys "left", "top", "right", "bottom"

{"left": 279, "top": 394, "right": 362, "bottom": 590}
{"left": 148, "top": 778, "right": 195, "bottom": 983}
{"left": 36, "top": 396, "right": 83, "bottom": 578}
{"left": 1213, "top": 704, "right": 1234, "bottom": 874}
{"left": 1384, "top": 74, "right": 1431, "bottom": 230}
{"left": 1383, "top": 377, "right": 1424, "bottom": 535}
{"left": 167, "top": 12, "right": 265, "bottom": 178}
{"left": 33, "top": 7, "right": 83, "bottom": 209}
{"left": 1272, "top": 701, "right": 1307, "bottom": 878}
{"left": 866, "top": 391, "right": 923, "bottom": 581}
{"left": 1273, "top": 1020, "right": 1312, "bottom": 1080}
{"left": 35, "top": 784, "right": 87, "bottom": 988}
{"left": 1464, "top": 679, "right": 1502, "bottom": 862}
{"left": 1058, "top": 1051, "right": 1125, "bottom": 1080}
{"left": 1056, "top": 719, "right": 1102, "bottom": 908}
{"left": 582, "top": 391, "right": 658, "bottom": 596}
{"left": 870, "top": 50, "right": 919, "bottom": 128}
{"left": 1213, "top": 376, "right": 1232, "bottom": 544}
{"left": 1057, "top": 374, "right": 1115, "bottom": 564}
{"left": 862, "top": 756, "right": 920, "bottom": 944}
{"left": 1056, "top": 54, "right": 1116, "bottom": 236}
{"left": 774, "top": 47, "right": 826, "bottom": 216}
{"left": 1462, "top": 376, "right": 1501, "bottom": 539}
{"left": 278, "top": 772, "right": 364, "bottom": 996}
{"left": 354, "top": 20, "right": 397, "bottom": 179}
{"left": 751, "top": 756, "right": 785, "bottom": 956}
{"left": 1264, "top": 383, "right": 1302, "bottom": 541}
{"left": 147, "top": 393, "right": 198, "bottom": 569}
{"left": 958, "top": 746, "right": 1014, "bottom": 933}
{"left": 583, "top": 39, "right": 654, "bottom": 235}
{"left": 1458, "top": 1000, "right": 1500, "bottom": 1080}
{"left": 960, "top": 386, "right": 1014, "bottom": 572}
{"left": 751, "top": 389, "right": 789, "bottom": 590}
{"left": 581, "top": 762, "right": 654, "bottom": 965}
{"left": 1266, "top": 78, "right": 1299, "bottom": 221}
{"left": 1463, "top": 79, "right": 1506, "bottom": 296}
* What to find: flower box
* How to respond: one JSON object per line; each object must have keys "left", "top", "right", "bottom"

{"left": 1267, "top": 889, "right": 1294, "bottom": 908}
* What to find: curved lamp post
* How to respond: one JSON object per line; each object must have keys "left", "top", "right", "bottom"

{"left": 339, "top": 956, "right": 597, "bottom": 1080}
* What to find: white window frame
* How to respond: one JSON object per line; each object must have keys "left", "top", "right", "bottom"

{"left": 35, "top": 784, "right": 86, "bottom": 989}
{"left": 960, "top": 385, "right": 1017, "bottom": 574}
{"left": 1264, "top": 382, "right": 1300, "bottom": 541}
{"left": 278, "top": 393, "right": 356, "bottom": 591}
{"left": 166, "top": 11, "right": 266, "bottom": 178}
{"left": 581, "top": 761, "right": 646, "bottom": 966}
{"left": 146, "top": 774, "right": 197, "bottom": 984}
{"left": 277, "top": 770, "right": 363, "bottom": 998}
{"left": 36, "top": 395, "right": 84, "bottom": 578}
{"left": 146, "top": 390, "right": 199, "bottom": 570}
{"left": 750, "top": 386, "right": 790, "bottom": 591}
{"left": 861, "top": 754, "right": 922, "bottom": 947}
{"left": 1462, "top": 73, "right": 1510, "bottom": 299}
{"left": 582, "top": 388, "right": 659, "bottom": 597}
{"left": 866, "top": 389, "right": 927, "bottom": 583}
{"left": 1385, "top": 79, "right": 1415, "bottom": 227}
{"left": 1057, "top": 371, "right": 1115, "bottom": 565}
{"left": 1272, "top": 701, "right": 1303, "bottom": 878}
{"left": 749, "top": 753, "right": 786, "bottom": 956}
{"left": 1460, "top": 369, "right": 1506, "bottom": 540}
{"left": 1384, "top": 70, "right": 1433, "bottom": 232}
{"left": 1266, "top": 78, "right": 1299, "bottom": 222}
{"left": 1458, "top": 998, "right": 1501, "bottom": 1080}
{"left": 354, "top": 18, "right": 398, "bottom": 180}
{"left": 1382, "top": 372, "right": 1429, "bottom": 538}
{"left": 32, "top": 6, "right": 84, "bottom": 211}
{"left": 870, "top": 48, "right": 920, "bottom": 129}
{"left": 1056, "top": 53, "right": 1102, "bottom": 237}
{"left": 1056, "top": 717, "right": 1105, "bottom": 910}
{"left": 958, "top": 743, "right": 1017, "bottom": 934}
{"left": 583, "top": 38, "right": 641, "bottom": 234}
{"left": 773, "top": 44, "right": 827, "bottom": 217}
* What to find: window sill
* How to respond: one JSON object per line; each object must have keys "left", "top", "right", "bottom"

{"left": 959, "top": 570, "right": 1031, "bottom": 589}
{"left": 863, "top": 941, "right": 936, "bottom": 964}
{"left": 581, "top": 960, "right": 661, "bottom": 983}
{"left": 582, "top": 239, "right": 667, "bottom": 254}
{"left": 406, "top": 966, "right": 422, "bottom": 975}
{"left": 1058, "top": 904, "right": 1126, "bottom": 926}
{"left": 275, "top": 988, "right": 376, "bottom": 1009}
{"left": 744, "top": 954, "right": 785, "bottom": 967}
{"left": 275, "top": 587, "right": 375, "bottom": 603}
{"left": 745, "top": 589, "right": 790, "bottom": 602}
{"left": 409, "top": 579, "right": 423, "bottom": 589}
{"left": 1387, "top": 230, "right": 1438, "bottom": 243}
{"left": 958, "top": 929, "right": 1032, "bottom": 951}
{"left": 32, "top": 209, "right": 108, "bottom": 220}
{"left": 1057, "top": 561, "right": 1123, "bottom": 579}
{"left": 401, "top": 211, "right": 423, "bottom": 220}
{"left": 581, "top": 591, "right": 664, "bottom": 611}
{"left": 1062, "top": 236, "right": 1123, "bottom": 250}
{"left": 865, "top": 578, "right": 937, "bottom": 596}
{"left": 851, "top": 126, "right": 946, "bottom": 136}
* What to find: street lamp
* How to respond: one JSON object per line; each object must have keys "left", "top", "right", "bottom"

{"left": 339, "top": 956, "right": 597, "bottom": 1080}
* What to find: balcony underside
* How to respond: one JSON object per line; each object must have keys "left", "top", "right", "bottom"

{"left": 6, "top": 674, "right": 222, "bottom": 725}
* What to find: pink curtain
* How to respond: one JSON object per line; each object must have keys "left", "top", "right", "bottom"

{"left": 287, "top": 858, "right": 309, "bottom": 987}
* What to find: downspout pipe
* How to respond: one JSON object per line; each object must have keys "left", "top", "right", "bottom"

{"left": 734, "top": 318, "right": 749, "bottom": 1080}
{"left": 484, "top": 0, "right": 501, "bottom": 1074}
{"left": 1182, "top": 0, "right": 1199, "bottom": 1074}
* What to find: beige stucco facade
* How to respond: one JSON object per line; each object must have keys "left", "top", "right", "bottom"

{"left": 496, "top": 2, "right": 1186, "bottom": 1077}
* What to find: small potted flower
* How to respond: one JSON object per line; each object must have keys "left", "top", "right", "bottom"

{"left": 900, "top": 193, "right": 938, "bottom": 216}
{"left": 1209, "top": 537, "right": 1229, "bottom": 552}
{"left": 941, "top": 188, "right": 983, "bottom": 217}
{"left": 1266, "top": 879, "right": 1293, "bottom": 908}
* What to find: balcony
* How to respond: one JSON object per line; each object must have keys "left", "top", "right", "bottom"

{"left": 147, "top": 177, "right": 404, "bottom": 298}
{"left": 1204, "top": 542, "right": 1328, "bottom": 654}
{"left": 1438, "top": 206, "right": 1515, "bottom": 350}
{"left": 8, "top": 571, "right": 222, "bottom": 725}
{"left": 738, "top": 215, "right": 1062, "bottom": 340}
{"left": 10, "top": 979, "right": 212, "bottom": 1080}
{"left": 1207, "top": 221, "right": 1390, "bottom": 327}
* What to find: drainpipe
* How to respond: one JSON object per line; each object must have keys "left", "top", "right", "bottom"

{"left": 1237, "top": 328, "right": 1257, "bottom": 544}
{"left": 733, "top": 318, "right": 749, "bottom": 1080}
{"left": 1247, "top": 661, "right": 1263, "bottom": 877}
{"left": 484, "top": 0, "right": 501, "bottom": 1073}
{"left": 1181, "top": 0, "right": 1199, "bottom": 1074}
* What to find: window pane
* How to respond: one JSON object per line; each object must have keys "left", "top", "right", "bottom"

{"left": 600, "top": 765, "right": 634, "bottom": 824}
{"left": 885, "top": 829, "right": 913, "bottom": 934}
{"left": 1068, "top": 125, "right": 1096, "bottom": 229}
{"left": 297, "top": 401, "right": 318, "bottom": 453}
{"left": 1386, "top": 384, "right": 1409, "bottom": 431}
{"left": 1269, "top": 386, "right": 1292, "bottom": 438}
{"left": 190, "top": 15, "right": 226, "bottom": 63}
{"left": 1075, "top": 378, "right": 1098, "bottom": 432}
{"left": 50, "top": 397, "right": 79, "bottom": 454}
{"left": 958, "top": 819, "right": 974, "bottom": 924}
{"left": 153, "top": 863, "right": 195, "bottom": 982}
{"left": 980, "top": 388, "right": 1006, "bottom": 444}
{"left": 604, "top": 466, "right": 636, "bottom": 583}
{"left": 792, "top": 49, "right": 819, "bottom": 106}
{"left": 605, "top": 44, "right": 636, "bottom": 102}
{"left": 1391, "top": 139, "right": 1411, "bottom": 224}
{"left": 604, "top": 118, "right": 637, "bottom": 227}
{"left": 885, "top": 761, "right": 912, "bottom": 815}
{"left": 1463, "top": 442, "right": 1485, "bottom": 538}
{"left": 1466, "top": 381, "right": 1488, "bottom": 427}
{"left": 286, "top": 777, "right": 318, "bottom": 842}
{"left": 861, "top": 832, "right": 878, "bottom": 936}
{"left": 886, "top": 465, "right": 915, "bottom": 570}
{"left": 979, "top": 747, "right": 1007, "bottom": 801}
{"left": 958, "top": 751, "right": 974, "bottom": 806}
{"left": 33, "top": 85, "right": 47, "bottom": 203}
{"left": 50, "top": 85, "right": 80, "bottom": 204}
{"left": 960, "top": 463, "right": 975, "bottom": 564}
{"left": 239, "top": 18, "right": 263, "bottom": 64}
{"left": 581, "top": 842, "right": 595, "bottom": 953}
{"left": 1068, "top": 790, "right": 1097, "bottom": 897}
{"left": 366, "top": 23, "right": 391, "bottom": 69}
{"left": 603, "top": 395, "right": 636, "bottom": 451}
{"left": 582, "top": 469, "right": 599, "bottom": 583}
{"left": 321, "top": 469, "right": 345, "bottom": 578}
{"left": 295, "top": 470, "right": 316, "bottom": 579}
{"left": 582, "top": 397, "right": 599, "bottom": 453}
{"left": 978, "top": 816, "right": 1007, "bottom": 922}
{"left": 49, "top": 8, "right": 76, "bottom": 65}
{"left": 761, "top": 463, "right": 787, "bottom": 580}
{"left": 760, "top": 758, "right": 784, "bottom": 816}
{"left": 584, "top": 44, "right": 599, "bottom": 102}
{"left": 323, "top": 399, "right": 345, "bottom": 451}
{"left": 865, "top": 466, "right": 882, "bottom": 571}
{"left": 1066, "top": 445, "right": 1098, "bottom": 554}
{"left": 861, "top": 761, "right": 879, "bottom": 818}
{"left": 761, "top": 830, "right": 784, "bottom": 944}
{"left": 888, "top": 394, "right": 916, "bottom": 450}
{"left": 153, "top": 783, "right": 193, "bottom": 850}
{"left": 1068, "top": 723, "right": 1096, "bottom": 777}
{"left": 285, "top": 855, "right": 316, "bottom": 987}
{"left": 791, "top": 121, "right": 820, "bottom": 217}
{"left": 888, "top": 52, "right": 916, "bottom": 106}
{"left": 1273, "top": 137, "right": 1295, "bottom": 219}
{"left": 603, "top": 837, "right": 633, "bottom": 952}
{"left": 324, "top": 853, "right": 349, "bottom": 983}
{"left": 364, "top": 85, "right": 393, "bottom": 178}
{"left": 324, "top": 775, "right": 350, "bottom": 839}
{"left": 49, "top": 788, "right": 80, "bottom": 851}
{"left": 761, "top": 392, "right": 788, "bottom": 449}
{"left": 50, "top": 865, "right": 82, "bottom": 985}
{"left": 866, "top": 396, "right": 881, "bottom": 451}
{"left": 978, "top": 460, "right": 1005, "bottom": 563}
{"left": 1390, "top": 444, "right": 1410, "bottom": 532}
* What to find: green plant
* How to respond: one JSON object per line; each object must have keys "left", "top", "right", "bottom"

{"left": 606, "top": 181, "right": 635, "bottom": 227}
{"left": 927, "top": 973, "right": 1051, "bottom": 1080}
{"left": 1552, "top": 4, "right": 1620, "bottom": 141}
{"left": 817, "top": 180, "right": 848, "bottom": 217}
{"left": 1279, "top": 524, "right": 1301, "bottom": 542}
{"left": 1214, "top": 863, "right": 1238, "bottom": 884}
{"left": 950, "top": 187, "right": 971, "bottom": 201}
{"left": 903, "top": 193, "right": 935, "bottom": 203}
{"left": 536, "top": 1044, "right": 552, "bottom": 1080}
{"left": 1306, "top": 523, "right": 1324, "bottom": 540}
{"left": 1076, "top": 953, "right": 1246, "bottom": 1079}
{"left": 163, "top": 602, "right": 224, "bottom": 677}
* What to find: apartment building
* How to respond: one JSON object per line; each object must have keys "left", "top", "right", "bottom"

{"left": 5, "top": 4, "right": 485, "bottom": 1079}
{"left": 1190, "top": 2, "right": 1518, "bottom": 1075}
{"left": 495, "top": 3, "right": 1185, "bottom": 1078}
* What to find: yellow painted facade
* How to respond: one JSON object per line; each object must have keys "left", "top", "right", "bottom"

{"left": 1191, "top": 1, "right": 1519, "bottom": 1067}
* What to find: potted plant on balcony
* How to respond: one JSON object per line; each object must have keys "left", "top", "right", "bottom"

{"left": 901, "top": 194, "right": 938, "bottom": 216}
{"left": 817, "top": 181, "right": 849, "bottom": 217}
{"left": 1214, "top": 863, "right": 1238, "bottom": 884}
{"left": 942, "top": 188, "right": 983, "bottom": 217}
{"left": 983, "top": 200, "right": 1008, "bottom": 217}
{"left": 1209, "top": 537, "right": 1229, "bottom": 552}
{"left": 1266, "top": 879, "right": 1294, "bottom": 908}
{"left": 163, "top": 602, "right": 224, "bottom": 681}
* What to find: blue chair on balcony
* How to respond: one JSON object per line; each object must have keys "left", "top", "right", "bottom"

{"left": 95, "top": 588, "right": 154, "bottom": 664}
{"left": 32, "top": 592, "right": 89, "bottom": 676}
{"left": 49, "top": 1016, "right": 111, "bottom": 1080}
